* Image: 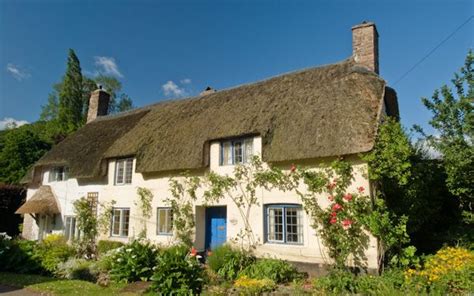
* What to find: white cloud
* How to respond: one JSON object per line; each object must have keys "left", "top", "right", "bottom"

{"left": 162, "top": 80, "right": 187, "bottom": 97}
{"left": 94, "top": 56, "right": 123, "bottom": 78}
{"left": 0, "top": 117, "right": 29, "bottom": 130}
{"left": 6, "top": 63, "right": 30, "bottom": 81}
{"left": 180, "top": 78, "right": 192, "bottom": 84}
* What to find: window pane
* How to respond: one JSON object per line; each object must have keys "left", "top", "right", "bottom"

{"left": 268, "top": 208, "right": 283, "bottom": 242}
{"left": 286, "top": 208, "right": 303, "bottom": 243}
{"left": 167, "top": 210, "right": 173, "bottom": 233}
{"left": 125, "top": 159, "right": 133, "bottom": 184}
{"left": 122, "top": 209, "right": 130, "bottom": 236}
{"left": 222, "top": 142, "right": 231, "bottom": 165}
{"left": 234, "top": 141, "right": 243, "bottom": 164}
{"left": 157, "top": 208, "right": 173, "bottom": 234}
{"left": 112, "top": 210, "right": 121, "bottom": 235}
{"left": 244, "top": 139, "right": 253, "bottom": 163}
{"left": 116, "top": 161, "right": 124, "bottom": 184}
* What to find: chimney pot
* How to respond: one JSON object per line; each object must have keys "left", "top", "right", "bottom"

{"left": 200, "top": 86, "right": 216, "bottom": 96}
{"left": 87, "top": 88, "right": 110, "bottom": 123}
{"left": 352, "top": 22, "right": 379, "bottom": 74}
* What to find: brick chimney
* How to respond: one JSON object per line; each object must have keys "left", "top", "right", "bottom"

{"left": 352, "top": 21, "right": 379, "bottom": 74}
{"left": 86, "top": 87, "right": 110, "bottom": 123}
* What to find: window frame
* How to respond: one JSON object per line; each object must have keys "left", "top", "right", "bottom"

{"left": 264, "top": 204, "right": 304, "bottom": 245}
{"left": 156, "top": 207, "right": 173, "bottom": 236}
{"left": 219, "top": 137, "right": 254, "bottom": 166}
{"left": 63, "top": 215, "right": 80, "bottom": 241}
{"left": 114, "top": 158, "right": 133, "bottom": 185}
{"left": 49, "top": 166, "right": 68, "bottom": 182}
{"left": 110, "top": 207, "right": 130, "bottom": 237}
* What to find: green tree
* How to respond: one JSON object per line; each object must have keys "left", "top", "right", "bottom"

{"left": 116, "top": 94, "right": 134, "bottom": 112}
{"left": 417, "top": 50, "right": 473, "bottom": 224}
{"left": 58, "top": 49, "right": 84, "bottom": 133}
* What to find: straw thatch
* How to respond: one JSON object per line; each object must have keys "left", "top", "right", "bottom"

{"left": 15, "top": 185, "right": 60, "bottom": 214}
{"left": 26, "top": 58, "right": 397, "bottom": 180}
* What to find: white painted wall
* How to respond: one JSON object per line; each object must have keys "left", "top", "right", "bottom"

{"left": 23, "top": 135, "right": 378, "bottom": 269}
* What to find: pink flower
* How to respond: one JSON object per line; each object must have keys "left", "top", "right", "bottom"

{"left": 342, "top": 219, "right": 353, "bottom": 229}
{"left": 328, "top": 195, "right": 334, "bottom": 201}
{"left": 358, "top": 186, "right": 365, "bottom": 193}
{"left": 327, "top": 183, "right": 336, "bottom": 190}
{"left": 330, "top": 217, "right": 337, "bottom": 224}
{"left": 290, "top": 164, "right": 296, "bottom": 173}
{"left": 330, "top": 211, "right": 337, "bottom": 217}
{"left": 190, "top": 247, "right": 198, "bottom": 257}
{"left": 343, "top": 193, "right": 353, "bottom": 201}
{"left": 332, "top": 203, "right": 342, "bottom": 211}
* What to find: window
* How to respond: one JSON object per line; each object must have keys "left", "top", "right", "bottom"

{"left": 49, "top": 166, "right": 68, "bottom": 182}
{"left": 64, "top": 216, "right": 80, "bottom": 241}
{"left": 220, "top": 138, "right": 253, "bottom": 165}
{"left": 265, "top": 205, "right": 303, "bottom": 244}
{"left": 115, "top": 158, "right": 133, "bottom": 185}
{"left": 157, "top": 208, "right": 173, "bottom": 235}
{"left": 111, "top": 208, "right": 130, "bottom": 237}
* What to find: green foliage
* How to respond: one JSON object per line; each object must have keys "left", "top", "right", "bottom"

{"left": 74, "top": 197, "right": 98, "bottom": 258}
{"left": 240, "top": 258, "right": 301, "bottom": 284}
{"left": 206, "top": 244, "right": 255, "bottom": 281}
{"left": 109, "top": 240, "right": 159, "bottom": 283}
{"left": 58, "top": 49, "right": 84, "bottom": 133}
{"left": 0, "top": 123, "right": 51, "bottom": 184}
{"left": 35, "top": 234, "right": 75, "bottom": 274}
{"left": 417, "top": 50, "right": 473, "bottom": 224}
{"left": 233, "top": 275, "right": 276, "bottom": 294}
{"left": 135, "top": 187, "right": 153, "bottom": 238}
{"left": 151, "top": 245, "right": 205, "bottom": 295}
{"left": 56, "top": 258, "right": 97, "bottom": 282}
{"left": 97, "top": 240, "right": 124, "bottom": 256}
{"left": 0, "top": 235, "right": 44, "bottom": 274}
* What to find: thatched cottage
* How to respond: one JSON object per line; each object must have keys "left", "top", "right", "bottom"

{"left": 17, "top": 22, "right": 398, "bottom": 271}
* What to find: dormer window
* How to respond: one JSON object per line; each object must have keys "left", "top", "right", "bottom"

{"left": 220, "top": 138, "right": 253, "bottom": 165}
{"left": 115, "top": 158, "right": 133, "bottom": 185}
{"left": 49, "top": 166, "right": 68, "bottom": 182}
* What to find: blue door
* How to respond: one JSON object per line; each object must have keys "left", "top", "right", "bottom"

{"left": 205, "top": 206, "right": 227, "bottom": 249}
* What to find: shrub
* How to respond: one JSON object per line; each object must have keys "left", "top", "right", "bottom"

{"left": 97, "top": 240, "right": 124, "bottom": 256}
{"left": 56, "top": 258, "right": 97, "bottom": 282}
{"left": 234, "top": 275, "right": 276, "bottom": 294}
{"left": 0, "top": 234, "right": 43, "bottom": 274}
{"left": 207, "top": 244, "right": 255, "bottom": 281}
{"left": 240, "top": 258, "right": 301, "bottom": 284}
{"left": 151, "top": 245, "right": 205, "bottom": 295}
{"left": 35, "top": 234, "right": 75, "bottom": 274}
{"left": 109, "top": 239, "right": 159, "bottom": 282}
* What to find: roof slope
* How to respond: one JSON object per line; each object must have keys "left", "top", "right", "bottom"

{"left": 15, "top": 185, "right": 60, "bottom": 214}
{"left": 31, "top": 59, "right": 389, "bottom": 179}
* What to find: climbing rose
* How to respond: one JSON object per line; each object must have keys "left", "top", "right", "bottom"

{"left": 343, "top": 193, "right": 353, "bottom": 201}
{"left": 327, "top": 183, "right": 336, "bottom": 190}
{"left": 330, "top": 217, "right": 337, "bottom": 224}
{"left": 342, "top": 219, "right": 353, "bottom": 229}
{"left": 332, "top": 203, "right": 342, "bottom": 211}
{"left": 358, "top": 186, "right": 365, "bottom": 193}
{"left": 330, "top": 211, "right": 337, "bottom": 217}
{"left": 328, "top": 195, "right": 334, "bottom": 201}
{"left": 290, "top": 164, "right": 296, "bottom": 173}
{"left": 190, "top": 247, "right": 198, "bottom": 257}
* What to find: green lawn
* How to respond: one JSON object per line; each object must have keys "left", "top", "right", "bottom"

{"left": 0, "top": 272, "right": 138, "bottom": 296}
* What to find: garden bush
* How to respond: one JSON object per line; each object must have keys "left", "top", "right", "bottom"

{"left": 0, "top": 234, "right": 44, "bottom": 274}
{"left": 56, "top": 258, "right": 98, "bottom": 282}
{"left": 151, "top": 245, "right": 205, "bottom": 295}
{"left": 207, "top": 244, "right": 255, "bottom": 281}
{"left": 35, "top": 234, "right": 75, "bottom": 274}
{"left": 97, "top": 240, "right": 124, "bottom": 256}
{"left": 233, "top": 275, "right": 276, "bottom": 294}
{"left": 240, "top": 258, "right": 301, "bottom": 284}
{"left": 109, "top": 239, "right": 159, "bottom": 282}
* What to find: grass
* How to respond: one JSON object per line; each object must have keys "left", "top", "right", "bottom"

{"left": 0, "top": 272, "right": 135, "bottom": 296}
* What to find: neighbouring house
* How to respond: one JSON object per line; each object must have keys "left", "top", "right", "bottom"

{"left": 16, "top": 22, "right": 398, "bottom": 271}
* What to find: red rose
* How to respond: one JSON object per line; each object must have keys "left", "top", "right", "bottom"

{"left": 332, "top": 203, "right": 342, "bottom": 211}
{"left": 290, "top": 164, "right": 296, "bottom": 173}
{"left": 330, "top": 211, "right": 337, "bottom": 217}
{"left": 358, "top": 186, "right": 365, "bottom": 193}
{"left": 342, "top": 219, "right": 353, "bottom": 229}
{"left": 330, "top": 217, "right": 337, "bottom": 224}
{"left": 343, "top": 193, "right": 353, "bottom": 201}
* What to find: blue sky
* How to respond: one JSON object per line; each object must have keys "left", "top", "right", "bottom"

{"left": 1, "top": 0, "right": 473, "bottom": 134}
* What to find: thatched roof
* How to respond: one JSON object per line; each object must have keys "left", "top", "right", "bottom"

{"left": 26, "top": 58, "right": 397, "bottom": 180}
{"left": 15, "top": 185, "right": 60, "bottom": 214}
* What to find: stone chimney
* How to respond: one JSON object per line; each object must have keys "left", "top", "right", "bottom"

{"left": 352, "top": 21, "right": 379, "bottom": 74}
{"left": 200, "top": 86, "right": 216, "bottom": 96}
{"left": 86, "top": 87, "right": 110, "bottom": 123}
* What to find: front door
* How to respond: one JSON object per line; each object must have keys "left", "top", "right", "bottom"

{"left": 205, "top": 206, "right": 227, "bottom": 249}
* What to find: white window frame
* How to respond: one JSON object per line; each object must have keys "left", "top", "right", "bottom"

{"left": 111, "top": 208, "right": 130, "bottom": 237}
{"left": 114, "top": 158, "right": 133, "bottom": 185}
{"left": 64, "top": 216, "right": 80, "bottom": 241}
{"left": 49, "top": 166, "right": 68, "bottom": 182}
{"left": 156, "top": 207, "right": 173, "bottom": 235}
{"left": 220, "top": 138, "right": 253, "bottom": 166}
{"left": 265, "top": 204, "right": 304, "bottom": 245}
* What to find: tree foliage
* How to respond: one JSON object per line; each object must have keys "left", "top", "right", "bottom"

{"left": 417, "top": 50, "right": 473, "bottom": 224}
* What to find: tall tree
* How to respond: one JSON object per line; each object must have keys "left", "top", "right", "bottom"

{"left": 58, "top": 49, "right": 84, "bottom": 133}
{"left": 417, "top": 50, "right": 473, "bottom": 224}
